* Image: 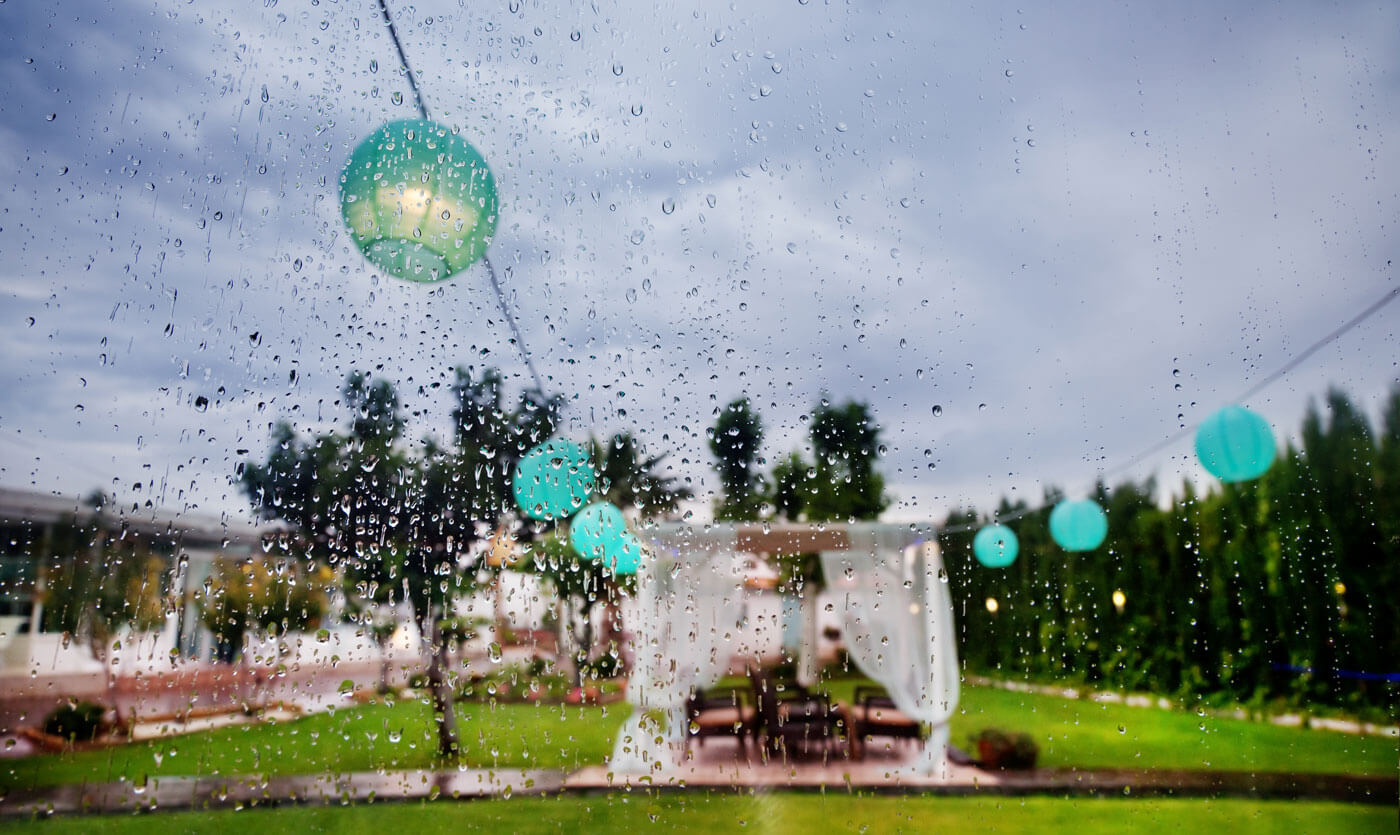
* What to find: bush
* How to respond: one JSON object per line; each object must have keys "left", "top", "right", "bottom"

{"left": 42, "top": 702, "right": 108, "bottom": 742}
{"left": 974, "top": 728, "right": 1039, "bottom": 770}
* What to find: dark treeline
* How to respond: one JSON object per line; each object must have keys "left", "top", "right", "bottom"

{"left": 940, "top": 387, "right": 1400, "bottom": 716}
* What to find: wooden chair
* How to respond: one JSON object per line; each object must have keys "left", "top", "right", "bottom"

{"left": 846, "top": 685, "right": 923, "bottom": 759}
{"left": 747, "top": 667, "right": 844, "bottom": 760}
{"left": 684, "top": 686, "right": 758, "bottom": 758}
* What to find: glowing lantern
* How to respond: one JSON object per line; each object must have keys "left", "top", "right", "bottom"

{"left": 340, "top": 119, "right": 498, "bottom": 282}
{"left": 512, "top": 439, "right": 596, "bottom": 521}
{"left": 973, "top": 524, "right": 1019, "bottom": 568}
{"left": 1194, "top": 405, "right": 1276, "bottom": 483}
{"left": 570, "top": 502, "right": 628, "bottom": 561}
{"left": 1049, "top": 499, "right": 1108, "bottom": 552}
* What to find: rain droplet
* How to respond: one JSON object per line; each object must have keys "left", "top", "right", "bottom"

{"left": 932, "top": 405, "right": 943, "bottom": 417}
{"left": 661, "top": 198, "right": 676, "bottom": 215}
{"left": 612, "top": 62, "right": 624, "bottom": 77}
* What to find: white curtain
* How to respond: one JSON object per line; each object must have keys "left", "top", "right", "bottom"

{"left": 820, "top": 524, "right": 960, "bottom": 775}
{"left": 610, "top": 524, "right": 745, "bottom": 775}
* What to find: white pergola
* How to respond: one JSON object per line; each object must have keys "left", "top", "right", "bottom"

{"left": 610, "top": 522, "right": 960, "bottom": 776}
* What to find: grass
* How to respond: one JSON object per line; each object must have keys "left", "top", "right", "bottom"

{"left": 0, "top": 795, "right": 1393, "bottom": 834}
{"left": 3, "top": 680, "right": 1394, "bottom": 792}
{"left": 735, "top": 676, "right": 1397, "bottom": 776}
{"left": 2, "top": 698, "right": 628, "bottom": 791}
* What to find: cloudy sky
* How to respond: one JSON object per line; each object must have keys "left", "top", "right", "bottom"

{"left": 1, "top": 0, "right": 1396, "bottom": 526}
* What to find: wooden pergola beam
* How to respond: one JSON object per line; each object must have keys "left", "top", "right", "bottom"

{"left": 732, "top": 525, "right": 850, "bottom": 554}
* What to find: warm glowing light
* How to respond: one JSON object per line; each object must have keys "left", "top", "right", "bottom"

{"left": 1333, "top": 582, "right": 1346, "bottom": 595}
{"left": 1112, "top": 589, "right": 1127, "bottom": 611}
{"left": 985, "top": 597, "right": 999, "bottom": 614}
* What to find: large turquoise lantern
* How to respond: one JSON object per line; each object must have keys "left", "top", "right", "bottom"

{"left": 570, "top": 502, "right": 628, "bottom": 561}
{"left": 1049, "top": 499, "right": 1108, "bottom": 552}
{"left": 1195, "top": 405, "right": 1276, "bottom": 483}
{"left": 512, "top": 439, "right": 596, "bottom": 521}
{"left": 973, "top": 524, "right": 1019, "bottom": 568}
{"left": 340, "top": 119, "right": 498, "bottom": 282}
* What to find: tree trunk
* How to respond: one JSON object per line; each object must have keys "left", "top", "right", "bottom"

{"left": 378, "top": 640, "right": 391, "bottom": 694}
{"left": 425, "top": 614, "right": 460, "bottom": 758}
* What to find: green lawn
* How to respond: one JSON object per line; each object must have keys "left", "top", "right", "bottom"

{"left": 743, "top": 677, "right": 1397, "bottom": 776}
{"left": 2, "top": 698, "right": 628, "bottom": 791}
{"left": 3, "top": 682, "right": 1394, "bottom": 792}
{"left": 0, "top": 795, "right": 1392, "bottom": 834}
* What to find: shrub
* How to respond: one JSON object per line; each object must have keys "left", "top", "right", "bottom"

{"left": 974, "top": 728, "right": 1039, "bottom": 770}
{"left": 42, "top": 702, "right": 108, "bottom": 742}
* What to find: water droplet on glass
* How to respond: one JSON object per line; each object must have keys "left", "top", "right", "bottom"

{"left": 661, "top": 198, "right": 676, "bottom": 215}
{"left": 932, "top": 405, "right": 943, "bottom": 417}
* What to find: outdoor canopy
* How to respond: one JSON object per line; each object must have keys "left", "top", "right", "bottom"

{"left": 611, "top": 522, "right": 960, "bottom": 778}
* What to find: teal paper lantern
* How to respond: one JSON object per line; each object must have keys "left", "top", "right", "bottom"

{"left": 1049, "top": 499, "right": 1108, "bottom": 552}
{"left": 609, "top": 532, "right": 644, "bottom": 576}
{"left": 512, "top": 439, "right": 596, "bottom": 521}
{"left": 570, "top": 502, "right": 628, "bottom": 561}
{"left": 1195, "top": 405, "right": 1276, "bottom": 483}
{"left": 340, "top": 119, "right": 498, "bottom": 282}
{"left": 973, "top": 524, "right": 1019, "bottom": 568}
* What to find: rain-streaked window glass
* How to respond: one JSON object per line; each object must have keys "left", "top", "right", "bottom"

{"left": 1, "top": 0, "right": 1396, "bottom": 830}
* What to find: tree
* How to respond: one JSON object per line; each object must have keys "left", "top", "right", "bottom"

{"left": 521, "top": 533, "right": 625, "bottom": 686}
{"left": 590, "top": 432, "right": 692, "bottom": 520}
{"left": 198, "top": 557, "right": 332, "bottom": 664}
{"left": 39, "top": 492, "right": 171, "bottom": 724}
{"left": 709, "top": 398, "right": 766, "bottom": 521}
{"left": 583, "top": 431, "right": 691, "bottom": 672}
{"left": 240, "top": 366, "right": 559, "bottom": 757}
{"left": 804, "top": 398, "right": 889, "bottom": 522}
{"left": 769, "top": 451, "right": 809, "bottom": 522}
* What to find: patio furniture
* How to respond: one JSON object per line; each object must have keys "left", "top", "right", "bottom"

{"left": 684, "top": 686, "right": 758, "bottom": 757}
{"left": 748, "top": 667, "right": 845, "bottom": 759}
{"left": 846, "top": 685, "right": 923, "bottom": 760}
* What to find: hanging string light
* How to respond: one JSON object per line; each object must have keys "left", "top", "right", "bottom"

{"left": 346, "top": 0, "right": 545, "bottom": 394}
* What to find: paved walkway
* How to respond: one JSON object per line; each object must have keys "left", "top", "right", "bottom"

{"left": 3, "top": 736, "right": 1394, "bottom": 817}
{"left": 1, "top": 768, "right": 560, "bottom": 817}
